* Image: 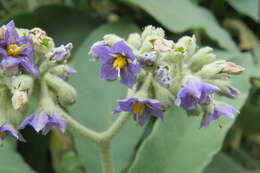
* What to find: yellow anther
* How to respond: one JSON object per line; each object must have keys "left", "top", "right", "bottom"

{"left": 133, "top": 102, "right": 145, "bottom": 116}
{"left": 113, "top": 55, "right": 128, "bottom": 69}
{"left": 7, "top": 44, "right": 25, "bottom": 57}
{"left": 113, "top": 55, "right": 128, "bottom": 80}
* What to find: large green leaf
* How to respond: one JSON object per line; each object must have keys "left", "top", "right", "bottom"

{"left": 127, "top": 52, "right": 253, "bottom": 173}
{"left": 2, "top": 5, "right": 98, "bottom": 53}
{"left": 204, "top": 153, "right": 260, "bottom": 173}
{"left": 227, "top": 0, "right": 260, "bottom": 22}
{"left": 0, "top": 140, "right": 35, "bottom": 173}
{"left": 124, "top": 0, "right": 238, "bottom": 52}
{"left": 69, "top": 19, "right": 145, "bottom": 173}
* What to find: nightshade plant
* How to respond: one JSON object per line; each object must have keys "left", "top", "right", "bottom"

{"left": 0, "top": 21, "right": 245, "bottom": 173}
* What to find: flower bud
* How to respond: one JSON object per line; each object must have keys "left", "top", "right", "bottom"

{"left": 141, "top": 25, "right": 165, "bottom": 40}
{"left": 103, "top": 34, "right": 122, "bottom": 46}
{"left": 154, "top": 66, "right": 172, "bottom": 88}
{"left": 153, "top": 38, "right": 174, "bottom": 52}
{"left": 174, "top": 35, "right": 196, "bottom": 58}
{"left": 12, "top": 90, "right": 28, "bottom": 111}
{"left": 139, "top": 51, "right": 157, "bottom": 67}
{"left": 50, "top": 65, "right": 76, "bottom": 79}
{"left": 127, "top": 33, "right": 142, "bottom": 49}
{"left": 11, "top": 75, "right": 34, "bottom": 94}
{"left": 189, "top": 47, "right": 216, "bottom": 72}
{"left": 44, "top": 73, "right": 77, "bottom": 106}
{"left": 49, "top": 43, "right": 73, "bottom": 61}
{"left": 152, "top": 81, "right": 175, "bottom": 109}
{"left": 28, "top": 28, "right": 55, "bottom": 54}
{"left": 198, "top": 60, "right": 244, "bottom": 79}
{"left": 140, "top": 35, "right": 160, "bottom": 52}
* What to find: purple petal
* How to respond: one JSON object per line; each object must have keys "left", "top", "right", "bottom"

{"left": 20, "top": 56, "right": 40, "bottom": 77}
{"left": 5, "top": 20, "right": 19, "bottom": 45}
{"left": 92, "top": 45, "right": 114, "bottom": 63}
{"left": 111, "top": 41, "right": 136, "bottom": 61}
{"left": 0, "top": 56, "right": 21, "bottom": 68}
{"left": 120, "top": 68, "right": 136, "bottom": 88}
{"left": 100, "top": 60, "right": 118, "bottom": 80}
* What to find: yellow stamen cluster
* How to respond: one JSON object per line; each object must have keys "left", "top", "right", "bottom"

{"left": 113, "top": 55, "right": 128, "bottom": 80}
{"left": 7, "top": 44, "right": 24, "bottom": 57}
{"left": 133, "top": 102, "right": 146, "bottom": 116}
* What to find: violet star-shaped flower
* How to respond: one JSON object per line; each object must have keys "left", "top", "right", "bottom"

{"left": 91, "top": 40, "right": 140, "bottom": 88}
{"left": 201, "top": 103, "right": 239, "bottom": 128}
{"left": 18, "top": 112, "right": 67, "bottom": 135}
{"left": 0, "top": 124, "right": 25, "bottom": 142}
{"left": 175, "top": 79, "right": 220, "bottom": 110}
{"left": 113, "top": 97, "right": 164, "bottom": 126}
{"left": 0, "top": 20, "right": 40, "bottom": 76}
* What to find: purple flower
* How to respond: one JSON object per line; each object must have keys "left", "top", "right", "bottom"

{"left": 0, "top": 124, "right": 25, "bottom": 142}
{"left": 175, "top": 79, "right": 220, "bottom": 110}
{"left": 0, "top": 21, "right": 40, "bottom": 76}
{"left": 91, "top": 41, "right": 140, "bottom": 88}
{"left": 113, "top": 97, "right": 164, "bottom": 126}
{"left": 18, "top": 112, "right": 67, "bottom": 135}
{"left": 50, "top": 43, "right": 73, "bottom": 61}
{"left": 201, "top": 103, "right": 239, "bottom": 128}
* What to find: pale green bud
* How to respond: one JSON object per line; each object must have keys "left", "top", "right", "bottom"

{"left": 127, "top": 33, "right": 142, "bottom": 49}
{"left": 11, "top": 90, "right": 28, "bottom": 111}
{"left": 152, "top": 81, "right": 175, "bottom": 109}
{"left": 140, "top": 35, "right": 160, "bottom": 53}
{"left": 44, "top": 73, "right": 77, "bottom": 106}
{"left": 189, "top": 47, "right": 216, "bottom": 72}
{"left": 103, "top": 34, "right": 123, "bottom": 46}
{"left": 174, "top": 35, "right": 196, "bottom": 58}
{"left": 198, "top": 60, "right": 244, "bottom": 79}
{"left": 11, "top": 75, "right": 34, "bottom": 94}
{"left": 141, "top": 25, "right": 165, "bottom": 40}
{"left": 49, "top": 65, "right": 73, "bottom": 77}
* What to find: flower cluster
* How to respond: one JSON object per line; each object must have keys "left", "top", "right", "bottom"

{"left": 89, "top": 25, "right": 244, "bottom": 127}
{"left": 0, "top": 21, "right": 77, "bottom": 142}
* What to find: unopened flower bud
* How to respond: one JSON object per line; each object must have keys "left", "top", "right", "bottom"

{"left": 153, "top": 38, "right": 174, "bottom": 52}
{"left": 50, "top": 65, "right": 77, "bottom": 79}
{"left": 12, "top": 90, "right": 28, "bottom": 111}
{"left": 174, "top": 35, "right": 196, "bottom": 58}
{"left": 49, "top": 43, "right": 73, "bottom": 61}
{"left": 11, "top": 75, "right": 34, "bottom": 94}
{"left": 189, "top": 47, "right": 216, "bottom": 72}
{"left": 44, "top": 73, "right": 77, "bottom": 106}
{"left": 140, "top": 35, "right": 160, "bottom": 52}
{"left": 103, "top": 34, "right": 122, "bottom": 46}
{"left": 141, "top": 25, "right": 165, "bottom": 40}
{"left": 198, "top": 60, "right": 244, "bottom": 78}
{"left": 127, "top": 33, "right": 142, "bottom": 49}
{"left": 139, "top": 51, "right": 157, "bottom": 67}
{"left": 153, "top": 81, "right": 175, "bottom": 109}
{"left": 154, "top": 66, "right": 172, "bottom": 88}
{"left": 28, "top": 28, "right": 55, "bottom": 54}
{"left": 221, "top": 62, "right": 244, "bottom": 75}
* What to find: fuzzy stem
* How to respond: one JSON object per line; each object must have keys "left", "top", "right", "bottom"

{"left": 99, "top": 141, "right": 114, "bottom": 173}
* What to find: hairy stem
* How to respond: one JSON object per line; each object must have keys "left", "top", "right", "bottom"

{"left": 99, "top": 141, "right": 114, "bottom": 173}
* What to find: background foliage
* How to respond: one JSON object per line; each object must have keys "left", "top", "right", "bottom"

{"left": 0, "top": 0, "right": 259, "bottom": 173}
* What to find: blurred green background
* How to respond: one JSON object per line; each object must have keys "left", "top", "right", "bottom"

{"left": 0, "top": 0, "right": 260, "bottom": 173}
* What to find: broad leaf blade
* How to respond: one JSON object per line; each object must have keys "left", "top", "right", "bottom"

{"left": 0, "top": 140, "right": 35, "bottom": 173}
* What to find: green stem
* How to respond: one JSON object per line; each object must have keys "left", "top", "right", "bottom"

{"left": 99, "top": 141, "right": 114, "bottom": 173}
